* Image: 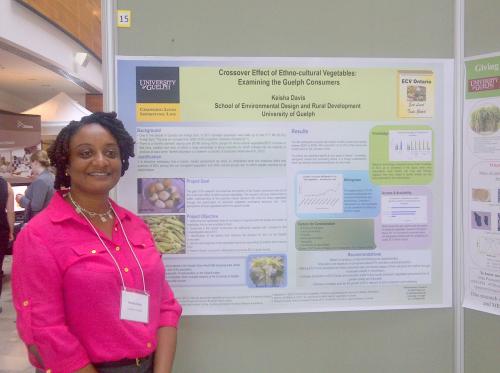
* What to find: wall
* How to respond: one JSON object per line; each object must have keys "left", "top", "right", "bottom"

{"left": 16, "top": 0, "right": 102, "bottom": 60}
{"left": 0, "top": 0, "right": 102, "bottom": 92}
{"left": 0, "top": 90, "right": 33, "bottom": 113}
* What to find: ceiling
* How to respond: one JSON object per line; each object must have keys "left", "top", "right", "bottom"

{"left": 0, "top": 46, "right": 89, "bottom": 112}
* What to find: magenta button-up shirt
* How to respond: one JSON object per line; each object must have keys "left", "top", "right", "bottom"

{"left": 12, "top": 191, "right": 182, "bottom": 373}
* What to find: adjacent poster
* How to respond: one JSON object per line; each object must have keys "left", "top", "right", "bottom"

{"left": 116, "top": 57, "right": 453, "bottom": 315}
{"left": 463, "top": 53, "right": 500, "bottom": 315}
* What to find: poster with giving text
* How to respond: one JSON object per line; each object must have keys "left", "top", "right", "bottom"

{"left": 463, "top": 53, "right": 500, "bottom": 315}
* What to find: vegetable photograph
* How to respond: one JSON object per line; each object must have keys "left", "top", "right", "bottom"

{"left": 143, "top": 215, "right": 186, "bottom": 254}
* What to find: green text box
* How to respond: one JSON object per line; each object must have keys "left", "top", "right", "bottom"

{"left": 296, "top": 219, "right": 375, "bottom": 251}
{"left": 369, "top": 125, "right": 434, "bottom": 185}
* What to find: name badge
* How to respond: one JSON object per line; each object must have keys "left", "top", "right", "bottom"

{"left": 120, "top": 289, "right": 149, "bottom": 323}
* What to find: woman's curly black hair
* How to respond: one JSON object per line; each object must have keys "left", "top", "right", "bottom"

{"left": 48, "top": 112, "right": 135, "bottom": 189}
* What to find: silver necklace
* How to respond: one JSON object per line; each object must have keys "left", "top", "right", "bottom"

{"left": 68, "top": 192, "right": 114, "bottom": 222}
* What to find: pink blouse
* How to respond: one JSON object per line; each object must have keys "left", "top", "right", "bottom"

{"left": 12, "top": 191, "right": 182, "bottom": 373}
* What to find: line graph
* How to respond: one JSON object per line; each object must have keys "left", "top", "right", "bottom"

{"left": 297, "top": 174, "right": 343, "bottom": 214}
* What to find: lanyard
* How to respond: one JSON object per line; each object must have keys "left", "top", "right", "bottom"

{"left": 78, "top": 203, "right": 147, "bottom": 294}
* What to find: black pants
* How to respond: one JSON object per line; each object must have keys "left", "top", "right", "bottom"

{"left": 0, "top": 233, "right": 8, "bottom": 299}
{"left": 35, "top": 355, "right": 154, "bottom": 373}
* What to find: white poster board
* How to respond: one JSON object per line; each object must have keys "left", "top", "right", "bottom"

{"left": 116, "top": 57, "right": 453, "bottom": 315}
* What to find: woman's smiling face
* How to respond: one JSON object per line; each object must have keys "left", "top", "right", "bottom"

{"left": 67, "top": 123, "right": 122, "bottom": 197}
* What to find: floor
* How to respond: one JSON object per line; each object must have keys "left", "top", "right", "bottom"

{"left": 0, "top": 255, "right": 32, "bottom": 373}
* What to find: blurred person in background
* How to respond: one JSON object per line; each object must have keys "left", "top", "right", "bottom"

{"left": 15, "top": 150, "right": 55, "bottom": 222}
{"left": 0, "top": 175, "right": 14, "bottom": 313}
{"left": 0, "top": 157, "right": 10, "bottom": 176}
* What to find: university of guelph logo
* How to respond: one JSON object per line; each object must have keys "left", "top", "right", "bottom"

{"left": 136, "top": 67, "right": 180, "bottom": 103}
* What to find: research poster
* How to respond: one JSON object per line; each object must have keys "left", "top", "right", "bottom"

{"left": 116, "top": 57, "right": 453, "bottom": 315}
{"left": 463, "top": 53, "right": 500, "bottom": 315}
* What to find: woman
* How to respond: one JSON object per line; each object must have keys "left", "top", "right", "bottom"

{"left": 0, "top": 175, "right": 14, "bottom": 313}
{"left": 12, "top": 112, "right": 182, "bottom": 373}
{"left": 15, "top": 150, "right": 55, "bottom": 222}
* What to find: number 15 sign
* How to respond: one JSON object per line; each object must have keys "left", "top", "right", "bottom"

{"left": 117, "top": 10, "right": 131, "bottom": 28}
